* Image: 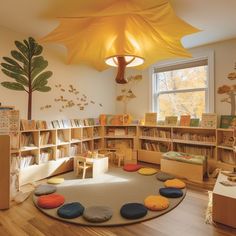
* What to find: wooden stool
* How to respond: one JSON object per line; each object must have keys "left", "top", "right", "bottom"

{"left": 75, "top": 156, "right": 93, "bottom": 179}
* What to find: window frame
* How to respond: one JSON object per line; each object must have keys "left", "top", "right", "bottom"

{"left": 149, "top": 51, "right": 215, "bottom": 118}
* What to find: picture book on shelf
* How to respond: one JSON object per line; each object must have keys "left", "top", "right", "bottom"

{"left": 99, "top": 114, "right": 107, "bottom": 126}
{"left": 21, "top": 119, "right": 36, "bottom": 130}
{"left": 180, "top": 115, "right": 191, "bottom": 126}
{"left": 165, "top": 116, "right": 178, "bottom": 126}
{"left": 201, "top": 113, "right": 217, "bottom": 128}
{"left": 190, "top": 118, "right": 200, "bottom": 127}
{"left": 144, "top": 113, "right": 157, "bottom": 125}
{"left": 220, "top": 115, "right": 236, "bottom": 128}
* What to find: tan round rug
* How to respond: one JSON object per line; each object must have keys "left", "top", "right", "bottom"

{"left": 33, "top": 167, "right": 186, "bottom": 226}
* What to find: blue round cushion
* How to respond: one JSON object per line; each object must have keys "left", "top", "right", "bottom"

{"left": 159, "top": 187, "right": 183, "bottom": 198}
{"left": 57, "top": 202, "right": 84, "bottom": 219}
{"left": 120, "top": 203, "right": 148, "bottom": 219}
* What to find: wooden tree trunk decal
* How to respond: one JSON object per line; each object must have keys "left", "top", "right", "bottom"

{"left": 1, "top": 37, "right": 53, "bottom": 120}
{"left": 218, "top": 71, "right": 236, "bottom": 116}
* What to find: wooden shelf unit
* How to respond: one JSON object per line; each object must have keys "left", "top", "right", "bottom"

{"left": 11, "top": 126, "right": 104, "bottom": 186}
{"left": 3, "top": 124, "right": 236, "bottom": 190}
{"left": 137, "top": 125, "right": 236, "bottom": 170}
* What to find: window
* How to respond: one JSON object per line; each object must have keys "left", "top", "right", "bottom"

{"left": 152, "top": 55, "right": 214, "bottom": 120}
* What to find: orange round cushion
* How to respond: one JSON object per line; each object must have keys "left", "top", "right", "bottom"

{"left": 37, "top": 194, "right": 65, "bottom": 209}
{"left": 164, "top": 179, "right": 186, "bottom": 189}
{"left": 144, "top": 195, "right": 169, "bottom": 211}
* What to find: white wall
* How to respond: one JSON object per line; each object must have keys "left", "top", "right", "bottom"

{"left": 116, "top": 38, "right": 236, "bottom": 119}
{"left": 0, "top": 26, "right": 116, "bottom": 120}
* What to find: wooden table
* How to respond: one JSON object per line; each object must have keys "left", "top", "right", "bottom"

{"left": 74, "top": 156, "right": 109, "bottom": 178}
{"left": 212, "top": 172, "right": 236, "bottom": 228}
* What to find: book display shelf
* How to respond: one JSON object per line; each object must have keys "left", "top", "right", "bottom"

{"left": 14, "top": 126, "right": 104, "bottom": 186}
{"left": 138, "top": 125, "right": 236, "bottom": 171}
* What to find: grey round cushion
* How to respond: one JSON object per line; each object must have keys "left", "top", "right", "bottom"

{"left": 83, "top": 206, "right": 113, "bottom": 223}
{"left": 34, "top": 185, "right": 57, "bottom": 196}
{"left": 156, "top": 172, "right": 175, "bottom": 182}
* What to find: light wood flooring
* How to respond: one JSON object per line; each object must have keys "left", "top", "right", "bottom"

{"left": 0, "top": 184, "right": 236, "bottom": 236}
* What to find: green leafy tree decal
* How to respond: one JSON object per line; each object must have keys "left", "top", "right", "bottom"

{"left": 1, "top": 37, "right": 52, "bottom": 120}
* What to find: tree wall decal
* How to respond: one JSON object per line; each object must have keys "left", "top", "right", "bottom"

{"left": 1, "top": 37, "right": 53, "bottom": 120}
{"left": 218, "top": 70, "right": 236, "bottom": 115}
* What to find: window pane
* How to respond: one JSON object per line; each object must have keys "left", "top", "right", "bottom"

{"left": 157, "top": 91, "right": 205, "bottom": 120}
{"left": 157, "top": 65, "right": 207, "bottom": 91}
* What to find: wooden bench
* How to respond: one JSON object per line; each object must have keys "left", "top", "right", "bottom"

{"left": 161, "top": 151, "right": 207, "bottom": 183}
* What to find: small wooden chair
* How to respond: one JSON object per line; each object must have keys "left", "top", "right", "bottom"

{"left": 75, "top": 156, "right": 93, "bottom": 179}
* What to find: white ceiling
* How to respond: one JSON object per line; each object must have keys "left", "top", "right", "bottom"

{"left": 0, "top": 0, "right": 236, "bottom": 49}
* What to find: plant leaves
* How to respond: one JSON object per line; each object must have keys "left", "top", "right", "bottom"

{"left": 28, "top": 37, "right": 36, "bottom": 52}
{"left": 34, "top": 45, "right": 43, "bottom": 56}
{"left": 11, "top": 50, "right": 28, "bottom": 65}
{"left": 3, "top": 57, "right": 21, "bottom": 67}
{"left": 31, "top": 56, "right": 46, "bottom": 69}
{"left": 1, "top": 63, "right": 24, "bottom": 75}
{"left": 32, "top": 71, "right": 52, "bottom": 89}
{"left": 23, "top": 39, "right": 30, "bottom": 49}
{"left": 31, "top": 60, "right": 49, "bottom": 79}
{"left": 1, "top": 69, "right": 28, "bottom": 86}
{"left": 1, "top": 82, "right": 25, "bottom": 91}
{"left": 15, "top": 41, "right": 29, "bottom": 58}
{"left": 35, "top": 86, "right": 51, "bottom": 92}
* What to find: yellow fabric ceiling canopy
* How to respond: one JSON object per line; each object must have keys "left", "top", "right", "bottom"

{"left": 41, "top": 0, "right": 199, "bottom": 71}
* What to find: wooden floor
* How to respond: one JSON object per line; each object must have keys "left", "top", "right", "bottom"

{"left": 0, "top": 185, "right": 236, "bottom": 236}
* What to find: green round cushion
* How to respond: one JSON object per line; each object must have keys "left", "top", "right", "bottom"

{"left": 34, "top": 185, "right": 57, "bottom": 196}
{"left": 83, "top": 206, "right": 113, "bottom": 223}
{"left": 47, "top": 177, "right": 64, "bottom": 184}
{"left": 138, "top": 168, "right": 158, "bottom": 175}
{"left": 156, "top": 172, "right": 175, "bottom": 182}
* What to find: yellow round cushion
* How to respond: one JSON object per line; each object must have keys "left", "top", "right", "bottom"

{"left": 144, "top": 195, "right": 169, "bottom": 211}
{"left": 138, "top": 168, "right": 158, "bottom": 175}
{"left": 47, "top": 177, "right": 64, "bottom": 185}
{"left": 164, "top": 179, "right": 186, "bottom": 189}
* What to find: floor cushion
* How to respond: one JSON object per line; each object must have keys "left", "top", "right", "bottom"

{"left": 156, "top": 172, "right": 175, "bottom": 182}
{"left": 164, "top": 179, "right": 186, "bottom": 189}
{"left": 37, "top": 194, "right": 65, "bottom": 209}
{"left": 144, "top": 195, "right": 169, "bottom": 211}
{"left": 138, "top": 168, "right": 158, "bottom": 175}
{"left": 159, "top": 187, "right": 184, "bottom": 198}
{"left": 120, "top": 203, "right": 148, "bottom": 219}
{"left": 123, "top": 164, "right": 142, "bottom": 172}
{"left": 57, "top": 202, "right": 84, "bottom": 219}
{"left": 83, "top": 206, "right": 113, "bottom": 223}
{"left": 47, "top": 177, "right": 64, "bottom": 184}
{"left": 34, "top": 184, "right": 57, "bottom": 196}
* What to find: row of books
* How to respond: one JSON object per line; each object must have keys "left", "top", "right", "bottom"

{"left": 56, "top": 146, "right": 68, "bottom": 159}
{"left": 40, "top": 131, "right": 52, "bottom": 146}
{"left": 20, "top": 133, "right": 35, "bottom": 147}
{"left": 20, "top": 155, "right": 35, "bottom": 169}
{"left": 100, "top": 114, "right": 132, "bottom": 126}
{"left": 172, "top": 133, "right": 216, "bottom": 142}
{"left": 93, "top": 127, "right": 101, "bottom": 137}
{"left": 141, "top": 141, "right": 170, "bottom": 152}
{"left": 174, "top": 144, "right": 213, "bottom": 157}
{"left": 83, "top": 128, "right": 93, "bottom": 139}
{"left": 141, "top": 128, "right": 171, "bottom": 138}
{"left": 70, "top": 144, "right": 80, "bottom": 156}
{"left": 106, "top": 139, "right": 133, "bottom": 149}
{"left": 94, "top": 139, "right": 102, "bottom": 150}
{"left": 220, "top": 149, "right": 236, "bottom": 165}
{"left": 106, "top": 127, "right": 136, "bottom": 136}
{"left": 39, "top": 150, "right": 53, "bottom": 163}
{"left": 82, "top": 142, "right": 91, "bottom": 153}
{"left": 20, "top": 118, "right": 100, "bottom": 131}
{"left": 57, "top": 130, "right": 67, "bottom": 143}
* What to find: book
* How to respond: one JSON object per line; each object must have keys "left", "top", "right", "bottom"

{"left": 201, "top": 113, "right": 217, "bottom": 128}
{"left": 21, "top": 120, "right": 36, "bottom": 131}
{"left": 99, "top": 114, "right": 107, "bottom": 126}
{"left": 144, "top": 113, "right": 157, "bottom": 125}
{"left": 180, "top": 115, "right": 191, "bottom": 126}
{"left": 220, "top": 115, "right": 236, "bottom": 128}
{"left": 190, "top": 118, "right": 200, "bottom": 127}
{"left": 165, "top": 116, "right": 178, "bottom": 126}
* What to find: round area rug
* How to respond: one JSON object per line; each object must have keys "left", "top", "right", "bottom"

{"left": 33, "top": 167, "right": 186, "bottom": 226}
